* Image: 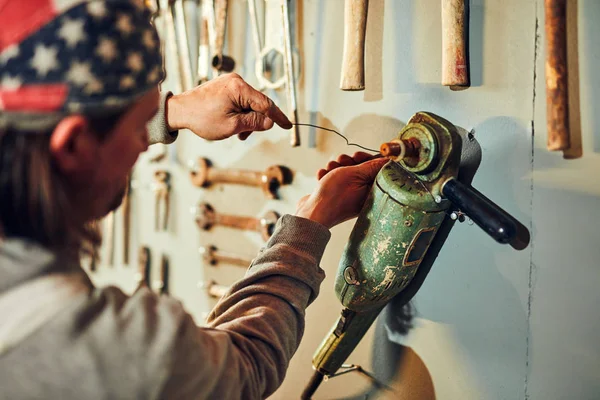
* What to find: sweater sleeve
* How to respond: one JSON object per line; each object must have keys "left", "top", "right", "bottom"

{"left": 157, "top": 215, "right": 331, "bottom": 399}
{"left": 147, "top": 91, "right": 179, "bottom": 145}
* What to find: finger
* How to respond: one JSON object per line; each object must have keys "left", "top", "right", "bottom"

{"left": 317, "top": 169, "right": 328, "bottom": 180}
{"left": 238, "top": 131, "right": 252, "bottom": 141}
{"left": 241, "top": 84, "right": 292, "bottom": 129}
{"left": 355, "top": 158, "right": 389, "bottom": 182}
{"left": 352, "top": 151, "right": 377, "bottom": 164}
{"left": 336, "top": 154, "right": 355, "bottom": 166}
{"left": 235, "top": 112, "right": 274, "bottom": 133}
{"left": 325, "top": 160, "right": 341, "bottom": 171}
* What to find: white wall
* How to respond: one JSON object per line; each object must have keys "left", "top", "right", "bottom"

{"left": 91, "top": 0, "right": 600, "bottom": 399}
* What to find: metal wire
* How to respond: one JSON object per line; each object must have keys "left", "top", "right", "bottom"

{"left": 292, "top": 123, "right": 379, "bottom": 153}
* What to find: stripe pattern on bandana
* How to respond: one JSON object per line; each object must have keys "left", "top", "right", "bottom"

{"left": 0, "top": 0, "right": 164, "bottom": 131}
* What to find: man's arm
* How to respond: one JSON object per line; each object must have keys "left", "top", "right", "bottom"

{"left": 146, "top": 74, "right": 292, "bottom": 145}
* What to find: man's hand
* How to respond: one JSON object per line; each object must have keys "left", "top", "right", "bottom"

{"left": 166, "top": 73, "right": 292, "bottom": 141}
{"left": 295, "top": 152, "right": 388, "bottom": 229}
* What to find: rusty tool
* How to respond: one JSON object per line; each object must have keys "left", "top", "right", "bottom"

{"left": 89, "top": 245, "right": 100, "bottom": 272}
{"left": 545, "top": 0, "right": 569, "bottom": 151}
{"left": 197, "top": 14, "right": 210, "bottom": 84}
{"left": 441, "top": 0, "right": 469, "bottom": 87}
{"left": 340, "top": 0, "right": 368, "bottom": 91}
{"left": 135, "top": 246, "right": 151, "bottom": 290}
{"left": 194, "top": 202, "right": 279, "bottom": 241}
{"left": 199, "top": 280, "right": 230, "bottom": 299}
{"left": 122, "top": 176, "right": 131, "bottom": 265}
{"left": 212, "top": 0, "right": 235, "bottom": 74}
{"left": 159, "top": 0, "right": 183, "bottom": 93}
{"left": 153, "top": 170, "right": 170, "bottom": 232}
{"left": 199, "top": 245, "right": 253, "bottom": 267}
{"left": 189, "top": 158, "right": 287, "bottom": 199}
{"left": 282, "top": 0, "right": 300, "bottom": 147}
{"left": 105, "top": 211, "right": 115, "bottom": 267}
{"left": 154, "top": 254, "right": 170, "bottom": 295}
{"left": 172, "top": 0, "right": 194, "bottom": 91}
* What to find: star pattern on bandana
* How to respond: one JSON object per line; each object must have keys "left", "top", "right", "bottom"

{"left": 127, "top": 52, "right": 144, "bottom": 73}
{"left": 1, "top": 75, "right": 23, "bottom": 90}
{"left": 0, "top": 45, "right": 20, "bottom": 65}
{"left": 30, "top": 44, "right": 60, "bottom": 76}
{"left": 116, "top": 13, "right": 134, "bottom": 36}
{"left": 96, "top": 37, "right": 118, "bottom": 63}
{"left": 66, "top": 61, "right": 95, "bottom": 87}
{"left": 87, "top": 2, "right": 107, "bottom": 19}
{"left": 58, "top": 18, "right": 87, "bottom": 48}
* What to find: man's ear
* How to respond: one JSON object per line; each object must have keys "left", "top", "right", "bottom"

{"left": 50, "top": 115, "right": 97, "bottom": 176}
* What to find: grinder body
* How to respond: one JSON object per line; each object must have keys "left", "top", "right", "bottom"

{"left": 313, "top": 112, "right": 461, "bottom": 376}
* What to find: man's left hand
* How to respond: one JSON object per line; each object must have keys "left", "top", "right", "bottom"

{"left": 165, "top": 73, "right": 292, "bottom": 141}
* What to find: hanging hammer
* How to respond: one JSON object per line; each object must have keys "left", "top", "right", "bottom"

{"left": 340, "top": 0, "right": 368, "bottom": 91}
{"left": 441, "top": 0, "right": 469, "bottom": 87}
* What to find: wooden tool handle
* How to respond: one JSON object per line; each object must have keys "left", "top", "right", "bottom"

{"left": 122, "top": 178, "right": 131, "bottom": 265}
{"left": 545, "top": 0, "right": 569, "bottom": 151}
{"left": 214, "top": 0, "right": 228, "bottom": 56}
{"left": 208, "top": 282, "right": 229, "bottom": 298}
{"left": 441, "top": 0, "right": 469, "bottom": 87}
{"left": 340, "top": 0, "right": 368, "bottom": 91}
{"left": 208, "top": 168, "right": 262, "bottom": 187}
{"left": 215, "top": 214, "right": 260, "bottom": 232}
{"left": 214, "top": 250, "right": 252, "bottom": 267}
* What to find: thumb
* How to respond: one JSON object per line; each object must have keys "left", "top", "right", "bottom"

{"left": 355, "top": 158, "right": 388, "bottom": 182}
{"left": 235, "top": 112, "right": 274, "bottom": 133}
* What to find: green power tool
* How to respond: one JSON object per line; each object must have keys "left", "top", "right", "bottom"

{"left": 301, "top": 112, "right": 525, "bottom": 399}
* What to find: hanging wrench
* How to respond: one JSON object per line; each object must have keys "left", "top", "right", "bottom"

{"left": 282, "top": 0, "right": 300, "bottom": 147}
{"left": 122, "top": 176, "right": 131, "bottom": 265}
{"left": 105, "top": 211, "right": 115, "bottom": 267}
{"left": 213, "top": 0, "right": 235, "bottom": 73}
{"left": 153, "top": 170, "right": 171, "bottom": 231}
{"left": 197, "top": 12, "right": 210, "bottom": 84}
{"left": 159, "top": 0, "right": 183, "bottom": 93}
{"left": 172, "top": 0, "right": 195, "bottom": 91}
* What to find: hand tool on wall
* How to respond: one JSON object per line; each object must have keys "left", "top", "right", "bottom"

{"left": 153, "top": 170, "right": 171, "bottom": 232}
{"left": 135, "top": 246, "right": 152, "bottom": 290}
{"left": 122, "top": 176, "right": 132, "bottom": 265}
{"left": 89, "top": 245, "right": 100, "bottom": 272}
{"left": 197, "top": 15, "right": 211, "bottom": 84}
{"left": 544, "top": 0, "right": 569, "bottom": 151}
{"left": 301, "top": 112, "right": 528, "bottom": 399}
{"left": 441, "top": 0, "right": 469, "bottom": 87}
{"left": 199, "top": 245, "right": 253, "bottom": 267}
{"left": 212, "top": 0, "right": 235, "bottom": 74}
{"left": 172, "top": 0, "right": 195, "bottom": 91}
{"left": 158, "top": 0, "right": 183, "bottom": 93}
{"left": 105, "top": 211, "right": 116, "bottom": 267}
{"left": 248, "top": 0, "right": 264, "bottom": 67}
{"left": 199, "top": 280, "right": 230, "bottom": 299}
{"left": 154, "top": 254, "right": 170, "bottom": 295}
{"left": 194, "top": 202, "right": 279, "bottom": 241}
{"left": 340, "top": 0, "right": 368, "bottom": 91}
{"left": 282, "top": 0, "right": 300, "bottom": 147}
{"left": 189, "top": 157, "right": 288, "bottom": 199}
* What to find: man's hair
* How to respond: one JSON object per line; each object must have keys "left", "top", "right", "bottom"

{"left": 0, "top": 112, "right": 125, "bottom": 251}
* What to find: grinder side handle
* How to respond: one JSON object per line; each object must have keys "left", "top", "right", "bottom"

{"left": 442, "top": 178, "right": 517, "bottom": 244}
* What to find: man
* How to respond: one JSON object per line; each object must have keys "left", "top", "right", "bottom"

{"left": 0, "top": 1, "right": 387, "bottom": 398}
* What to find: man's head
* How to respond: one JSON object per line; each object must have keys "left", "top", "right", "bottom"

{"left": 0, "top": 0, "right": 164, "bottom": 249}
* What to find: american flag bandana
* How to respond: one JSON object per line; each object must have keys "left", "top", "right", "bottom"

{"left": 0, "top": 0, "right": 165, "bottom": 131}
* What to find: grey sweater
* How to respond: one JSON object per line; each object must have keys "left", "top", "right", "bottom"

{"left": 0, "top": 96, "right": 331, "bottom": 399}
